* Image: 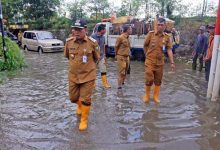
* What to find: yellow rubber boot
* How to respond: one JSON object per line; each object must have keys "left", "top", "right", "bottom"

{"left": 142, "top": 86, "right": 151, "bottom": 103}
{"left": 79, "top": 105, "right": 90, "bottom": 131}
{"left": 101, "top": 75, "right": 111, "bottom": 88}
{"left": 76, "top": 100, "right": 82, "bottom": 115}
{"left": 153, "top": 85, "right": 161, "bottom": 104}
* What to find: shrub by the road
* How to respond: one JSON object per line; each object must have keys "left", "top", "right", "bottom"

{"left": 0, "top": 36, "right": 25, "bottom": 71}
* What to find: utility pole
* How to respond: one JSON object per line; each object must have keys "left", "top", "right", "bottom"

{"left": 207, "top": 0, "right": 220, "bottom": 101}
{"left": 0, "top": 0, "right": 7, "bottom": 61}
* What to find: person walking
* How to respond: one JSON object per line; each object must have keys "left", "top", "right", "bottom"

{"left": 91, "top": 24, "right": 111, "bottom": 88}
{"left": 143, "top": 17, "right": 175, "bottom": 104}
{"left": 115, "top": 25, "right": 132, "bottom": 89}
{"left": 64, "top": 19, "right": 100, "bottom": 130}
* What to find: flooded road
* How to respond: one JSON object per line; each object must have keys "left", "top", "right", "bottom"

{"left": 0, "top": 51, "right": 220, "bottom": 150}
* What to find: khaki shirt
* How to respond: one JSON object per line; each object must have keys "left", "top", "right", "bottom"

{"left": 144, "top": 31, "right": 172, "bottom": 65}
{"left": 115, "top": 33, "right": 131, "bottom": 57}
{"left": 64, "top": 36, "right": 100, "bottom": 84}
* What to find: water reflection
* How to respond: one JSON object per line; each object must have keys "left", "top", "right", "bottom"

{"left": 0, "top": 52, "right": 219, "bottom": 150}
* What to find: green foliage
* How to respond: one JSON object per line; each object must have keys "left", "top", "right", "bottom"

{"left": 0, "top": 37, "right": 25, "bottom": 71}
{"left": 2, "top": 0, "right": 60, "bottom": 23}
{"left": 50, "top": 16, "right": 72, "bottom": 30}
{"left": 23, "top": 0, "right": 60, "bottom": 20}
{"left": 2, "top": 0, "right": 23, "bottom": 23}
{"left": 68, "top": 0, "right": 89, "bottom": 22}
{"left": 28, "top": 16, "right": 71, "bottom": 30}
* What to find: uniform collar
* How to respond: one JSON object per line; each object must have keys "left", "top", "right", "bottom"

{"left": 122, "top": 33, "right": 129, "bottom": 38}
{"left": 74, "top": 35, "right": 88, "bottom": 43}
{"left": 155, "top": 31, "right": 165, "bottom": 37}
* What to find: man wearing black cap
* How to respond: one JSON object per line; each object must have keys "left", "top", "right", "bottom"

{"left": 64, "top": 19, "right": 100, "bottom": 130}
{"left": 91, "top": 24, "right": 111, "bottom": 89}
{"left": 143, "top": 17, "right": 175, "bottom": 104}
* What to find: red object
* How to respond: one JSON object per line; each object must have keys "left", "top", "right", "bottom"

{"left": 215, "top": 0, "right": 220, "bottom": 35}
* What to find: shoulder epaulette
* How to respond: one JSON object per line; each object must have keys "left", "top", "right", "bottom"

{"left": 88, "top": 36, "right": 97, "bottom": 43}
{"left": 66, "top": 37, "right": 74, "bottom": 42}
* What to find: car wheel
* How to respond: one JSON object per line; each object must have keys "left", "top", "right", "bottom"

{"left": 38, "top": 47, "right": 43, "bottom": 54}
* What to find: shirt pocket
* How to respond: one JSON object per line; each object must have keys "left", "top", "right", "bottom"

{"left": 69, "top": 48, "right": 78, "bottom": 60}
{"left": 150, "top": 38, "right": 156, "bottom": 48}
{"left": 122, "top": 40, "right": 128, "bottom": 47}
{"left": 85, "top": 49, "right": 93, "bottom": 56}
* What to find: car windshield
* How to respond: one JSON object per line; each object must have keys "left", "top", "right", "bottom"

{"left": 37, "top": 32, "right": 54, "bottom": 40}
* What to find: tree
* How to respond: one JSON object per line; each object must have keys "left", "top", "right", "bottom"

{"left": 201, "top": 0, "right": 208, "bottom": 17}
{"left": 87, "top": 0, "right": 110, "bottom": 21}
{"left": 68, "top": 0, "right": 88, "bottom": 22}
{"left": 22, "top": 0, "right": 60, "bottom": 21}
{"left": 2, "top": 0, "right": 23, "bottom": 23}
{"left": 152, "top": 0, "right": 182, "bottom": 18}
{"left": 118, "top": 0, "right": 130, "bottom": 16}
{"left": 118, "top": 0, "right": 143, "bottom": 17}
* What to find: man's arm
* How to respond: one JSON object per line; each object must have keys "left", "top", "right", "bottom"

{"left": 115, "top": 37, "right": 121, "bottom": 55}
{"left": 166, "top": 36, "right": 175, "bottom": 70}
{"left": 93, "top": 42, "right": 100, "bottom": 63}
{"left": 64, "top": 43, "right": 69, "bottom": 59}
{"left": 143, "top": 32, "right": 151, "bottom": 55}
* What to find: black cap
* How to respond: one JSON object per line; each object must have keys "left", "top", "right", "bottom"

{"left": 157, "top": 17, "right": 166, "bottom": 24}
{"left": 122, "top": 24, "right": 131, "bottom": 32}
{"left": 72, "top": 19, "right": 87, "bottom": 28}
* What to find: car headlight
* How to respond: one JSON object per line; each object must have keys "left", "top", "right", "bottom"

{"left": 41, "top": 43, "right": 48, "bottom": 47}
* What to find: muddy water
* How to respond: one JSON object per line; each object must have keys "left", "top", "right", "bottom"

{"left": 0, "top": 52, "right": 220, "bottom": 150}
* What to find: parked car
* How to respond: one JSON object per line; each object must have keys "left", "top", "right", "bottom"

{"left": 0, "top": 31, "right": 19, "bottom": 45}
{"left": 22, "top": 31, "right": 64, "bottom": 53}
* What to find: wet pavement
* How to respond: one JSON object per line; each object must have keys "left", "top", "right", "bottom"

{"left": 0, "top": 51, "right": 220, "bottom": 150}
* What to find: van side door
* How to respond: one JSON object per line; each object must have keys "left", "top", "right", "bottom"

{"left": 28, "top": 32, "right": 38, "bottom": 51}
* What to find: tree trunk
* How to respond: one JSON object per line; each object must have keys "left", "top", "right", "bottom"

{"left": 202, "top": 0, "right": 207, "bottom": 17}
{"left": 161, "top": 1, "right": 165, "bottom": 16}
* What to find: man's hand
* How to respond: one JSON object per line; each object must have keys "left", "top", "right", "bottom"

{"left": 199, "top": 53, "right": 203, "bottom": 59}
{"left": 170, "top": 63, "right": 176, "bottom": 71}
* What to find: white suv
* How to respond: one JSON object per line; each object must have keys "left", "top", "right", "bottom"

{"left": 22, "top": 31, "right": 64, "bottom": 53}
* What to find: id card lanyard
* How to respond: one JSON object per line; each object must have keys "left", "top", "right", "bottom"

{"left": 162, "top": 38, "right": 166, "bottom": 52}
{"left": 82, "top": 48, "right": 87, "bottom": 63}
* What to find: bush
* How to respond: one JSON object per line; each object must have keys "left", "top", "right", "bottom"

{"left": 0, "top": 36, "right": 25, "bottom": 71}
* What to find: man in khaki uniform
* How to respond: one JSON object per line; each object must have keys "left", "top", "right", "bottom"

{"left": 64, "top": 19, "right": 100, "bottom": 130}
{"left": 143, "top": 17, "right": 175, "bottom": 104}
{"left": 115, "top": 25, "right": 132, "bottom": 89}
{"left": 17, "top": 30, "right": 23, "bottom": 45}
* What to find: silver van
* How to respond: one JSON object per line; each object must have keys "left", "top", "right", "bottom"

{"left": 22, "top": 31, "right": 64, "bottom": 53}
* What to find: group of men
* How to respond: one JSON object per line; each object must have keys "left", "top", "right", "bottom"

{"left": 192, "top": 24, "right": 215, "bottom": 81}
{"left": 64, "top": 17, "right": 175, "bottom": 131}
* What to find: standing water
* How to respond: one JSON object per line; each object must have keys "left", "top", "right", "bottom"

{"left": 0, "top": 52, "right": 219, "bottom": 150}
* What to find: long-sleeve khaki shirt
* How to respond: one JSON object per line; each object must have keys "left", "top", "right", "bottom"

{"left": 144, "top": 31, "right": 172, "bottom": 66}
{"left": 64, "top": 36, "right": 100, "bottom": 84}
{"left": 115, "top": 33, "right": 131, "bottom": 57}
